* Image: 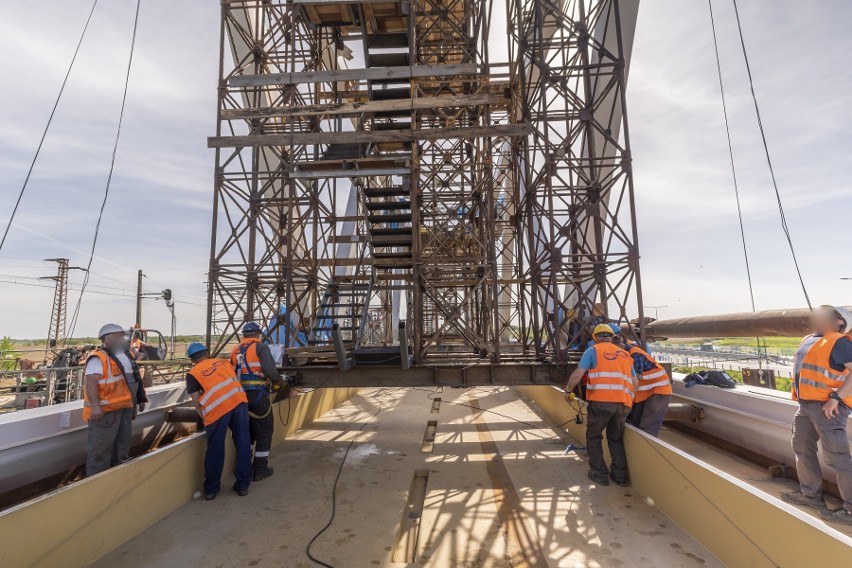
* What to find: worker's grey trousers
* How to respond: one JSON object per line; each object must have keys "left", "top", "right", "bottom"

{"left": 586, "top": 401, "right": 630, "bottom": 482}
{"left": 86, "top": 407, "right": 133, "bottom": 476}
{"left": 628, "top": 394, "right": 671, "bottom": 437}
{"left": 792, "top": 400, "right": 852, "bottom": 511}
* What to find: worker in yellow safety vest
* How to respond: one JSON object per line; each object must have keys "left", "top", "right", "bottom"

{"left": 781, "top": 305, "right": 852, "bottom": 524}
{"left": 566, "top": 324, "right": 638, "bottom": 487}
{"left": 186, "top": 342, "right": 252, "bottom": 500}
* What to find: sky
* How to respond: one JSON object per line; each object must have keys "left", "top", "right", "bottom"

{"left": 0, "top": 0, "right": 850, "bottom": 339}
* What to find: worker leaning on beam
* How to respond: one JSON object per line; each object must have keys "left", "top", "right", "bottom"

{"left": 186, "top": 342, "right": 252, "bottom": 500}
{"left": 83, "top": 323, "right": 148, "bottom": 476}
{"left": 230, "top": 321, "right": 287, "bottom": 482}
{"left": 623, "top": 336, "right": 672, "bottom": 437}
{"left": 781, "top": 305, "right": 852, "bottom": 525}
{"left": 566, "top": 324, "right": 639, "bottom": 487}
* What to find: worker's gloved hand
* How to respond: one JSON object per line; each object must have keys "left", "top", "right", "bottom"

{"left": 272, "top": 382, "right": 288, "bottom": 403}
{"left": 564, "top": 391, "right": 576, "bottom": 402}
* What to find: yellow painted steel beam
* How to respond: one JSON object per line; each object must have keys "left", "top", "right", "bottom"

{"left": 0, "top": 387, "right": 361, "bottom": 568}
{"left": 517, "top": 385, "right": 852, "bottom": 568}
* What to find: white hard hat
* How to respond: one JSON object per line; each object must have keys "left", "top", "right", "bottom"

{"left": 835, "top": 306, "right": 852, "bottom": 334}
{"left": 98, "top": 323, "right": 126, "bottom": 340}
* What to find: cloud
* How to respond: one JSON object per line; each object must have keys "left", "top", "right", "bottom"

{"left": 0, "top": 0, "right": 849, "bottom": 338}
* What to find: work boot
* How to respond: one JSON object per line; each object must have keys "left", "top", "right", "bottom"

{"left": 204, "top": 493, "right": 217, "bottom": 501}
{"left": 610, "top": 473, "right": 629, "bottom": 488}
{"left": 819, "top": 507, "right": 852, "bottom": 525}
{"left": 253, "top": 467, "right": 274, "bottom": 482}
{"left": 233, "top": 484, "right": 249, "bottom": 497}
{"left": 780, "top": 491, "right": 824, "bottom": 510}
{"left": 587, "top": 471, "right": 609, "bottom": 486}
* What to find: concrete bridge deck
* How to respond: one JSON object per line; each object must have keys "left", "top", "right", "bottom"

{"left": 92, "top": 386, "right": 720, "bottom": 568}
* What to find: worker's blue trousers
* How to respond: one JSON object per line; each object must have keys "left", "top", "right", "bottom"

{"left": 204, "top": 402, "right": 253, "bottom": 495}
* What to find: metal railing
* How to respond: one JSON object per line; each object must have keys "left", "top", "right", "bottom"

{"left": 0, "top": 361, "right": 189, "bottom": 413}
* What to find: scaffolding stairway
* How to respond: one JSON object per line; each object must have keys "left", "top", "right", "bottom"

{"left": 308, "top": 275, "right": 372, "bottom": 346}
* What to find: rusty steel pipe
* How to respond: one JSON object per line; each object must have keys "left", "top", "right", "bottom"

{"left": 643, "top": 307, "right": 852, "bottom": 339}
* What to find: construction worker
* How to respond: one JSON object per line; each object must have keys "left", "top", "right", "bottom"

{"left": 566, "top": 324, "right": 638, "bottom": 487}
{"left": 230, "top": 321, "right": 286, "bottom": 481}
{"left": 625, "top": 339, "right": 672, "bottom": 437}
{"left": 83, "top": 323, "right": 148, "bottom": 476}
{"left": 781, "top": 305, "right": 852, "bottom": 524}
{"left": 186, "top": 343, "right": 252, "bottom": 500}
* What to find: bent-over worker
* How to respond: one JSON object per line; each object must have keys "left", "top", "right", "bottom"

{"left": 781, "top": 305, "right": 852, "bottom": 524}
{"left": 186, "top": 342, "right": 252, "bottom": 500}
{"left": 566, "top": 324, "right": 638, "bottom": 487}
{"left": 625, "top": 340, "right": 672, "bottom": 437}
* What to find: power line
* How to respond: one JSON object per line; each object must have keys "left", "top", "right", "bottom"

{"left": 142, "top": 273, "right": 166, "bottom": 290}
{"left": 88, "top": 270, "right": 134, "bottom": 287}
{"left": 0, "top": 0, "right": 100, "bottom": 254}
{"left": 707, "top": 0, "right": 755, "bottom": 313}
{"left": 0, "top": 278, "right": 132, "bottom": 298}
{"left": 67, "top": 0, "right": 142, "bottom": 341}
{"left": 730, "top": 0, "right": 812, "bottom": 310}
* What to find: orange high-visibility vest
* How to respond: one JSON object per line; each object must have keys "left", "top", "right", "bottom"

{"left": 586, "top": 342, "right": 635, "bottom": 407}
{"left": 82, "top": 350, "right": 133, "bottom": 421}
{"left": 628, "top": 344, "right": 672, "bottom": 404}
{"left": 189, "top": 358, "right": 248, "bottom": 426}
{"left": 798, "top": 332, "right": 852, "bottom": 407}
{"left": 230, "top": 338, "right": 266, "bottom": 387}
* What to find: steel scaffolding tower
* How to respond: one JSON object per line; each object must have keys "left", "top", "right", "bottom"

{"left": 207, "top": 0, "right": 643, "bottom": 381}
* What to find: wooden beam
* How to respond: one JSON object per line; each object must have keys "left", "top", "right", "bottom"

{"left": 221, "top": 94, "right": 498, "bottom": 120}
{"left": 289, "top": 362, "right": 568, "bottom": 388}
{"left": 208, "top": 124, "right": 532, "bottom": 148}
{"left": 289, "top": 167, "right": 410, "bottom": 179}
{"left": 292, "top": 0, "right": 397, "bottom": 4}
{"left": 228, "top": 63, "right": 479, "bottom": 87}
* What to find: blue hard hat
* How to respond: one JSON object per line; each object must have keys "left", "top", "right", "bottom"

{"left": 242, "top": 321, "right": 261, "bottom": 333}
{"left": 609, "top": 323, "right": 622, "bottom": 335}
{"left": 186, "top": 342, "right": 208, "bottom": 358}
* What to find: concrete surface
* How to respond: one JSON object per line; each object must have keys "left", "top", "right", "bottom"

{"left": 93, "top": 387, "right": 720, "bottom": 568}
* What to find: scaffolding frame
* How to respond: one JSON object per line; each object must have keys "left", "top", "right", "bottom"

{"left": 206, "top": 0, "right": 644, "bottom": 375}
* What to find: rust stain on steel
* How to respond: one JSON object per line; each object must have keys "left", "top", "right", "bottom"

{"left": 466, "top": 393, "right": 549, "bottom": 568}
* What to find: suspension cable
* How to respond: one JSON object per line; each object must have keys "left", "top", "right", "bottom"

{"left": 0, "top": 0, "right": 100, "bottom": 254}
{"left": 708, "top": 0, "right": 766, "bottom": 369}
{"left": 66, "top": 0, "right": 142, "bottom": 341}
{"left": 707, "top": 0, "right": 755, "bottom": 312}
{"left": 730, "top": 0, "right": 812, "bottom": 310}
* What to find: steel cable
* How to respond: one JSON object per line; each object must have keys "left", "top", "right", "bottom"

{"left": 0, "top": 0, "right": 100, "bottom": 254}
{"left": 730, "top": 0, "right": 812, "bottom": 310}
{"left": 66, "top": 0, "right": 142, "bottom": 341}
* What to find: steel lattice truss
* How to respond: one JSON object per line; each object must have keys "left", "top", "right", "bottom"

{"left": 206, "top": 0, "right": 644, "bottom": 367}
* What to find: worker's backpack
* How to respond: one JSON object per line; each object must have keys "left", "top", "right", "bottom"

{"left": 684, "top": 370, "right": 737, "bottom": 389}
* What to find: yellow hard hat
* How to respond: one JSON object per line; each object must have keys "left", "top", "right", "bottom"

{"left": 593, "top": 324, "right": 614, "bottom": 339}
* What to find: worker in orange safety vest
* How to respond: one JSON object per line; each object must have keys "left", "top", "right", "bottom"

{"left": 566, "top": 324, "right": 638, "bottom": 487}
{"left": 230, "top": 321, "right": 287, "bottom": 482}
{"left": 186, "top": 342, "right": 252, "bottom": 500}
{"left": 781, "top": 305, "right": 852, "bottom": 524}
{"left": 624, "top": 340, "right": 672, "bottom": 437}
{"left": 83, "top": 323, "right": 148, "bottom": 476}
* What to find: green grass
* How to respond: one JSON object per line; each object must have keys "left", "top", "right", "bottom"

{"left": 660, "top": 336, "right": 802, "bottom": 356}
{"left": 708, "top": 337, "right": 802, "bottom": 349}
